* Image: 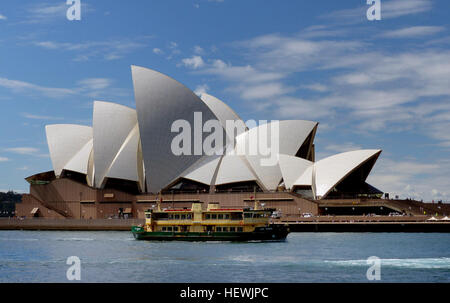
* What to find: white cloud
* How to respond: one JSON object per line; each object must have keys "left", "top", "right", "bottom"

{"left": 26, "top": 2, "right": 67, "bottom": 22}
{"left": 194, "top": 84, "right": 209, "bottom": 96}
{"left": 302, "top": 83, "right": 328, "bottom": 92}
{"left": 381, "top": 26, "right": 445, "bottom": 38}
{"left": 0, "top": 77, "right": 75, "bottom": 98}
{"left": 182, "top": 56, "right": 205, "bottom": 69}
{"left": 236, "top": 33, "right": 365, "bottom": 73}
{"left": 4, "top": 147, "right": 40, "bottom": 155}
{"left": 0, "top": 76, "right": 127, "bottom": 100}
{"left": 22, "top": 2, "right": 93, "bottom": 24}
{"left": 77, "top": 78, "right": 112, "bottom": 91}
{"left": 153, "top": 48, "right": 163, "bottom": 55}
{"left": 22, "top": 113, "right": 64, "bottom": 120}
{"left": 193, "top": 46, "right": 205, "bottom": 55}
{"left": 271, "top": 96, "right": 333, "bottom": 120}
{"left": 382, "top": 0, "right": 432, "bottom": 18}
{"left": 0, "top": 157, "right": 9, "bottom": 162}
{"left": 33, "top": 38, "right": 149, "bottom": 61}
{"left": 0, "top": 14, "right": 7, "bottom": 20}
{"left": 200, "top": 60, "right": 285, "bottom": 83}
{"left": 325, "top": 143, "right": 363, "bottom": 154}
{"left": 166, "top": 42, "right": 181, "bottom": 60}
{"left": 368, "top": 158, "right": 450, "bottom": 202}
{"left": 230, "top": 82, "right": 295, "bottom": 100}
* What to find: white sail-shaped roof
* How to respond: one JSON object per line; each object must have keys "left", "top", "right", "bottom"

{"left": 132, "top": 66, "right": 223, "bottom": 193}
{"left": 200, "top": 93, "right": 247, "bottom": 141}
{"left": 180, "top": 155, "right": 221, "bottom": 185}
{"left": 245, "top": 155, "right": 283, "bottom": 191}
{"left": 234, "top": 120, "right": 317, "bottom": 157}
{"left": 92, "top": 101, "right": 138, "bottom": 188}
{"left": 46, "top": 124, "right": 93, "bottom": 177}
{"left": 214, "top": 155, "right": 256, "bottom": 185}
{"left": 314, "top": 149, "right": 382, "bottom": 198}
{"left": 64, "top": 139, "right": 93, "bottom": 175}
{"left": 106, "top": 124, "right": 141, "bottom": 182}
{"left": 278, "top": 154, "right": 313, "bottom": 191}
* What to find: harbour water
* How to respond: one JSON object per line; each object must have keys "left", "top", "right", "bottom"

{"left": 0, "top": 231, "right": 449, "bottom": 283}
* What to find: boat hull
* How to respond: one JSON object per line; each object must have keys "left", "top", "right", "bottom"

{"left": 131, "top": 225, "right": 289, "bottom": 242}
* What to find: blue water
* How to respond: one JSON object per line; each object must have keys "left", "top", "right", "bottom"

{"left": 0, "top": 231, "right": 449, "bottom": 282}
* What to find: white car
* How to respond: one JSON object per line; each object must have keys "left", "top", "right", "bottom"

{"left": 302, "top": 213, "right": 313, "bottom": 218}
{"left": 271, "top": 211, "right": 282, "bottom": 219}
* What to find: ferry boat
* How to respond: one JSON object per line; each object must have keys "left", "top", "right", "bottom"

{"left": 131, "top": 201, "right": 289, "bottom": 241}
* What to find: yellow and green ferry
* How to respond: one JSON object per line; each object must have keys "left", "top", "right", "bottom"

{"left": 131, "top": 201, "right": 289, "bottom": 241}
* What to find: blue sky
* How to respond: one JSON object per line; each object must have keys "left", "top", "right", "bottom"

{"left": 0, "top": 0, "right": 449, "bottom": 201}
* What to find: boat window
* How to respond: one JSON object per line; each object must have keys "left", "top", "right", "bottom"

{"left": 168, "top": 214, "right": 173, "bottom": 220}
{"left": 167, "top": 226, "right": 173, "bottom": 232}
{"left": 225, "top": 214, "right": 230, "bottom": 219}
{"left": 244, "top": 213, "right": 252, "bottom": 218}
{"left": 218, "top": 214, "right": 223, "bottom": 219}
{"left": 211, "top": 214, "right": 217, "bottom": 219}
{"left": 174, "top": 214, "right": 180, "bottom": 220}
{"left": 162, "top": 227, "right": 167, "bottom": 231}
{"left": 205, "top": 214, "right": 210, "bottom": 220}
{"left": 216, "top": 227, "right": 222, "bottom": 232}
{"left": 173, "top": 226, "right": 178, "bottom": 232}
{"left": 231, "top": 213, "right": 242, "bottom": 220}
{"left": 230, "top": 227, "right": 236, "bottom": 232}
{"left": 237, "top": 227, "right": 243, "bottom": 232}
{"left": 222, "top": 227, "right": 228, "bottom": 232}
{"left": 145, "top": 214, "right": 151, "bottom": 219}
{"left": 187, "top": 214, "right": 192, "bottom": 219}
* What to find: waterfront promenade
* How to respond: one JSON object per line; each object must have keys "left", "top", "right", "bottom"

{"left": 0, "top": 218, "right": 143, "bottom": 231}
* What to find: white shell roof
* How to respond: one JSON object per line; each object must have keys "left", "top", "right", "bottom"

{"left": 214, "top": 155, "right": 256, "bottom": 185}
{"left": 279, "top": 150, "right": 381, "bottom": 199}
{"left": 180, "top": 155, "right": 222, "bottom": 185}
{"left": 46, "top": 124, "right": 93, "bottom": 177}
{"left": 234, "top": 120, "right": 317, "bottom": 157}
{"left": 106, "top": 124, "right": 141, "bottom": 182}
{"left": 64, "top": 139, "right": 93, "bottom": 175}
{"left": 245, "top": 155, "right": 283, "bottom": 191}
{"left": 92, "top": 101, "right": 138, "bottom": 187}
{"left": 278, "top": 154, "right": 313, "bottom": 191}
{"left": 132, "top": 66, "right": 222, "bottom": 193}
{"left": 314, "top": 149, "right": 381, "bottom": 198}
{"left": 200, "top": 93, "right": 247, "bottom": 141}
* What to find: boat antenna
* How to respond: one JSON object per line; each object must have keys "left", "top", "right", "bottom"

{"left": 253, "top": 186, "right": 259, "bottom": 210}
{"left": 157, "top": 192, "right": 162, "bottom": 211}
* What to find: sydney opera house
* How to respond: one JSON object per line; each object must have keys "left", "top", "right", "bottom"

{"left": 17, "top": 66, "right": 390, "bottom": 219}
